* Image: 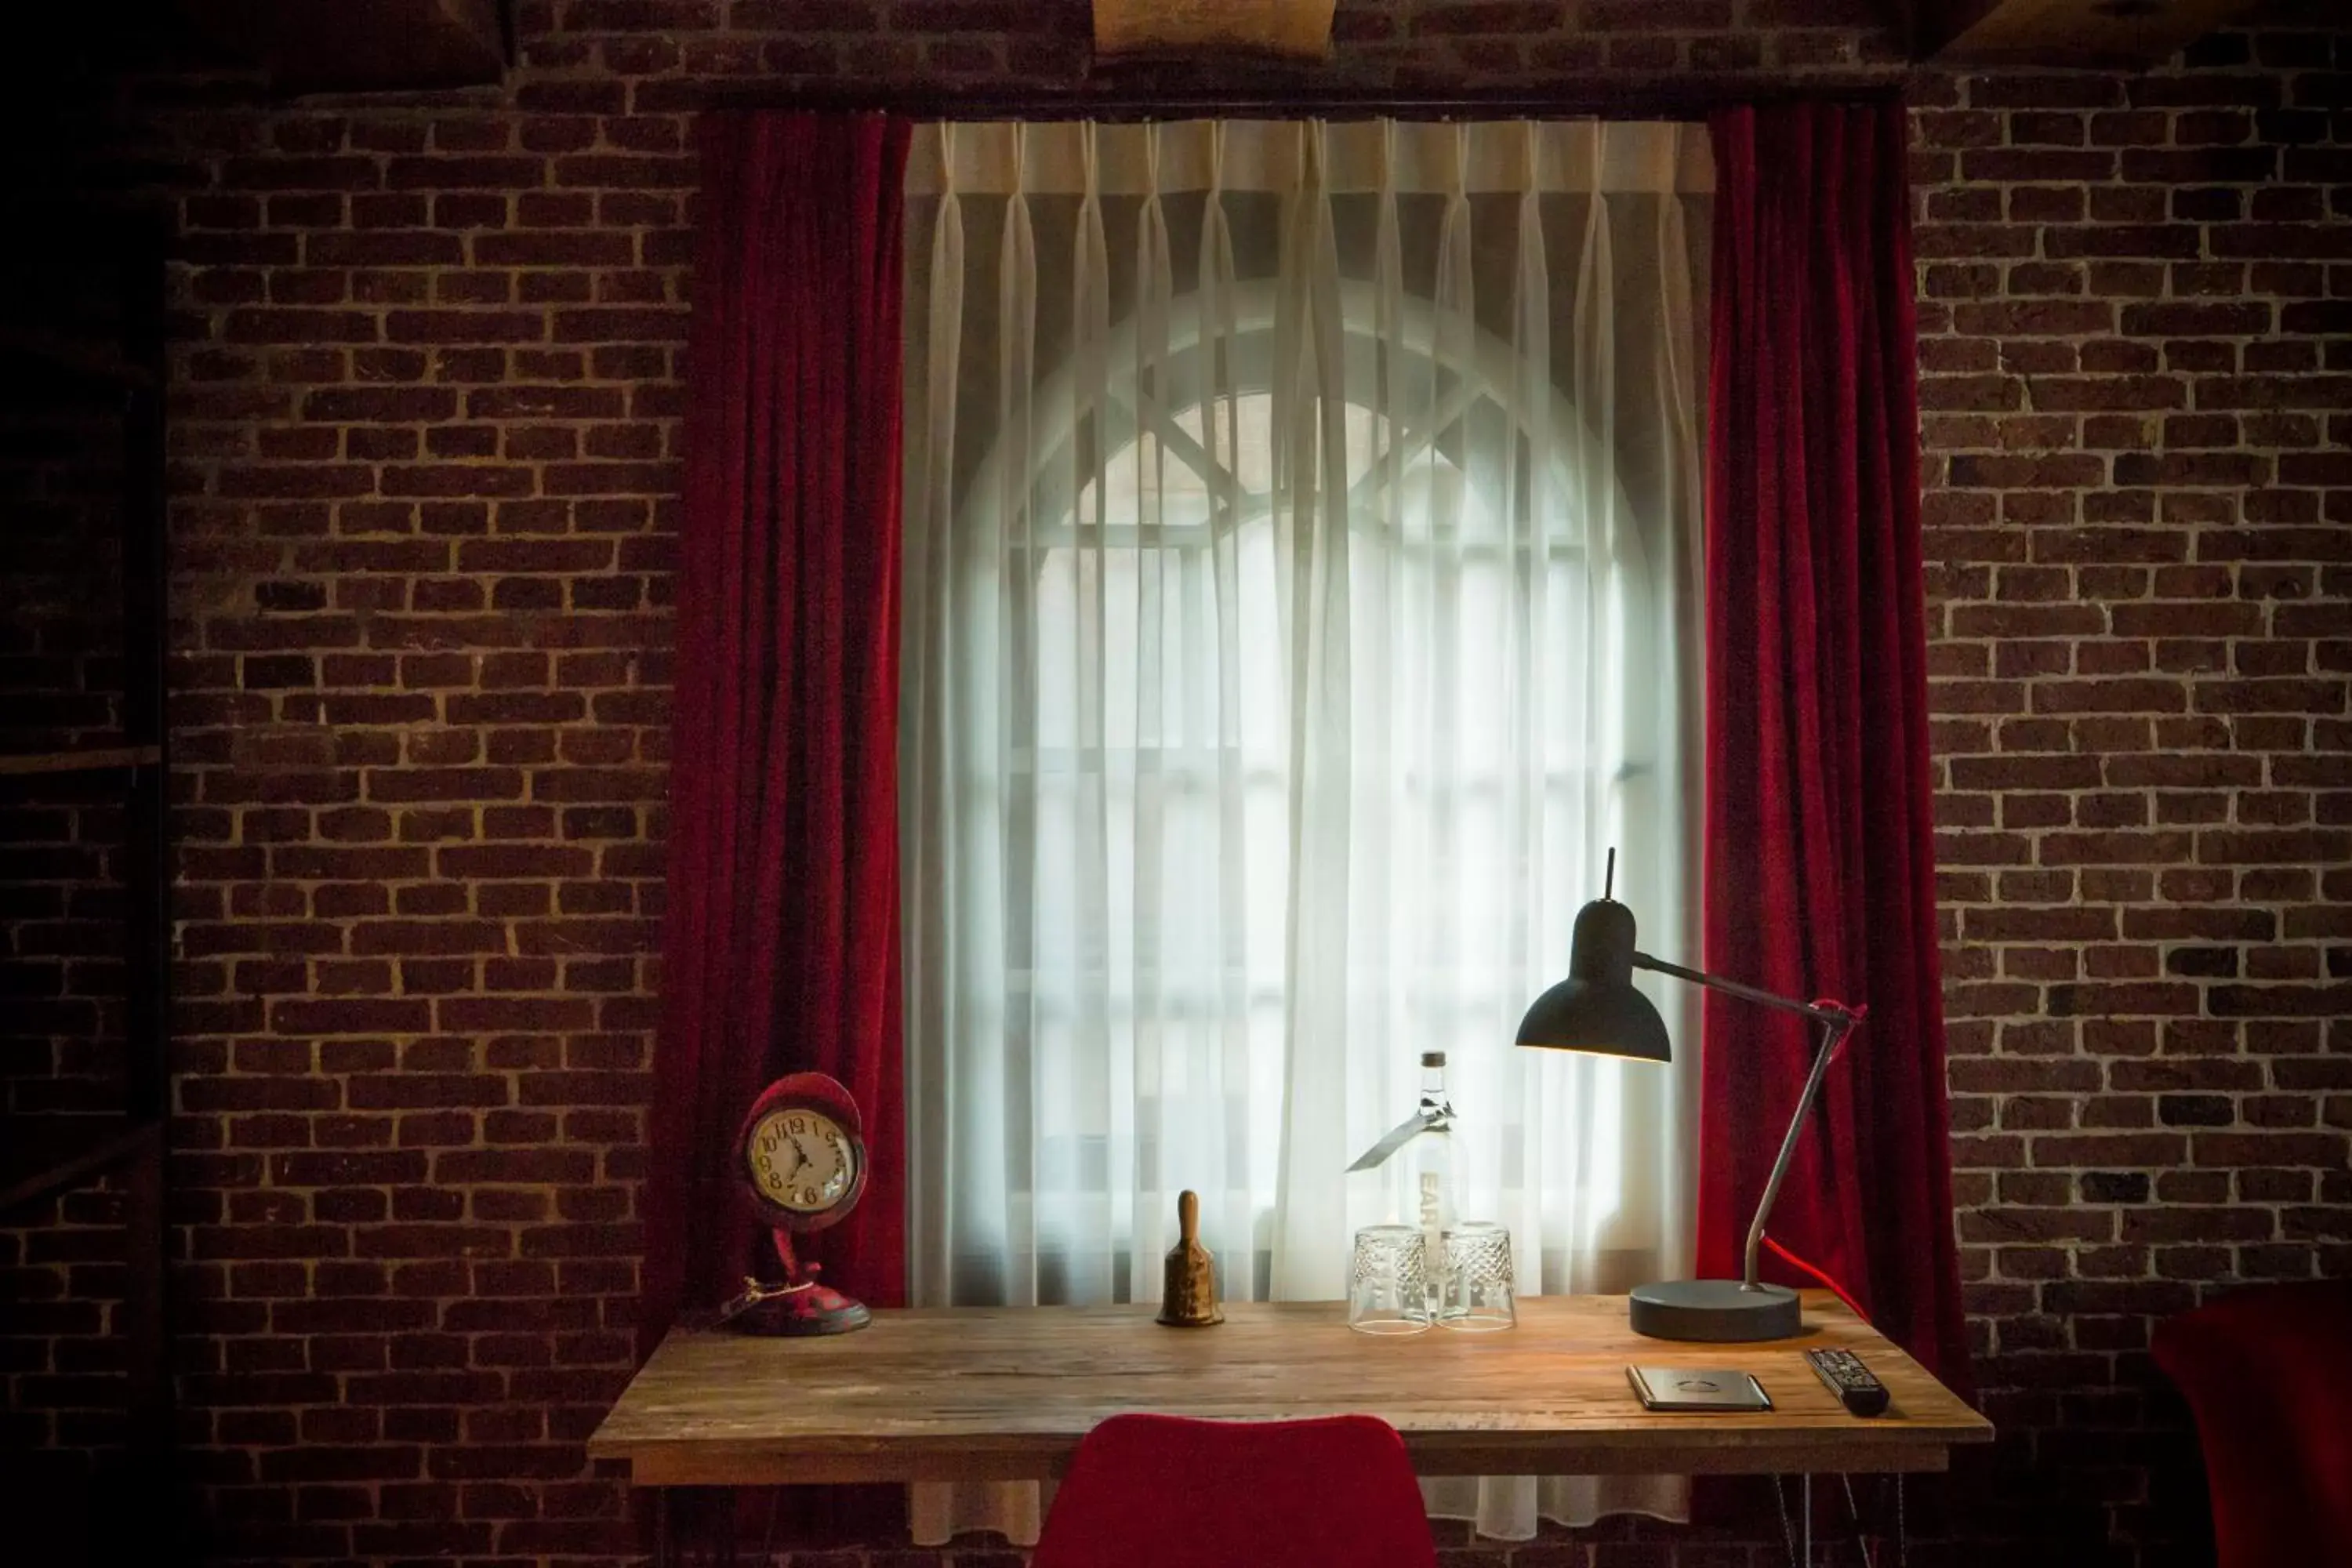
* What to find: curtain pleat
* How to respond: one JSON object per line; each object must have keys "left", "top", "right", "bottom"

{"left": 902, "top": 118, "right": 1712, "bottom": 1544}
{"left": 1699, "top": 101, "right": 1972, "bottom": 1392}
{"left": 645, "top": 111, "right": 912, "bottom": 1345}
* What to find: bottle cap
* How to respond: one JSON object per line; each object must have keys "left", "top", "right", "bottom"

{"left": 1421, "top": 1051, "right": 1446, "bottom": 1068}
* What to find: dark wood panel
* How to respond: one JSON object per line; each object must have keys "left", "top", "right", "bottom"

{"left": 177, "top": 0, "right": 506, "bottom": 93}
{"left": 1911, "top": 0, "right": 2262, "bottom": 64}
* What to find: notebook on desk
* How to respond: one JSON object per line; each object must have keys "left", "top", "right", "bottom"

{"left": 1625, "top": 1365, "right": 1773, "bottom": 1412}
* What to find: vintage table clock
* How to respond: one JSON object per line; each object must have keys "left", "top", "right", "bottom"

{"left": 717, "top": 1071, "right": 873, "bottom": 1335}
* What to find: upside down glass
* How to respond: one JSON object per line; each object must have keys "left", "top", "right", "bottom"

{"left": 1348, "top": 1225, "right": 1432, "bottom": 1334}
{"left": 1439, "top": 1221, "right": 1515, "bottom": 1330}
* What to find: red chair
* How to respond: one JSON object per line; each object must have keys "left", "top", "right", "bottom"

{"left": 2151, "top": 1279, "right": 2352, "bottom": 1568}
{"left": 1032, "top": 1413, "right": 1439, "bottom": 1568}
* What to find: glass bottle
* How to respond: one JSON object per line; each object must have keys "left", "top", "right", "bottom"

{"left": 1407, "top": 1051, "right": 1454, "bottom": 1318}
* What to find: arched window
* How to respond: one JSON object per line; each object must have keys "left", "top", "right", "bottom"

{"left": 903, "top": 115, "right": 1706, "bottom": 1305}
{"left": 901, "top": 112, "right": 1711, "bottom": 1544}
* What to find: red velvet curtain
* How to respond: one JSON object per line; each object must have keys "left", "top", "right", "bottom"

{"left": 643, "top": 112, "right": 912, "bottom": 1356}
{"left": 1698, "top": 100, "right": 1972, "bottom": 1390}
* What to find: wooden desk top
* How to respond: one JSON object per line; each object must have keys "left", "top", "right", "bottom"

{"left": 592, "top": 1294, "right": 1990, "bottom": 1486}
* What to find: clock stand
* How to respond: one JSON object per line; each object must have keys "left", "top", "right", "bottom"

{"left": 720, "top": 1228, "right": 873, "bottom": 1336}
{"left": 720, "top": 1070, "right": 875, "bottom": 1337}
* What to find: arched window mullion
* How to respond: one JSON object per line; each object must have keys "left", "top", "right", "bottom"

{"left": 1342, "top": 375, "right": 1482, "bottom": 517}
{"left": 1123, "top": 386, "right": 1253, "bottom": 514}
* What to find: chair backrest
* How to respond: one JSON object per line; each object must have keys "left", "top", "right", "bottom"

{"left": 1032, "top": 1413, "right": 1439, "bottom": 1568}
{"left": 2151, "top": 1279, "right": 2352, "bottom": 1568}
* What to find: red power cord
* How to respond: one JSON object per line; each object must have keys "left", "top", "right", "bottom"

{"left": 1764, "top": 1235, "right": 1871, "bottom": 1324}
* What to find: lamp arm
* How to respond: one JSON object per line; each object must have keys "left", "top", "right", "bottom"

{"left": 1739, "top": 1009, "right": 1857, "bottom": 1291}
{"left": 1628, "top": 950, "right": 1861, "bottom": 1292}
{"left": 1629, "top": 950, "right": 1846, "bottom": 1025}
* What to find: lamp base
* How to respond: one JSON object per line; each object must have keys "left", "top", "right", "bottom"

{"left": 1628, "top": 1278, "right": 1802, "bottom": 1342}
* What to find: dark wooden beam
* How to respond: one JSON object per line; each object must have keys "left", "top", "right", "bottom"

{"left": 1909, "top": 0, "right": 2263, "bottom": 67}
{"left": 1092, "top": 0, "right": 1338, "bottom": 61}
{"left": 180, "top": 0, "right": 506, "bottom": 93}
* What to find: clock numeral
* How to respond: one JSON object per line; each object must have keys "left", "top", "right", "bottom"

{"left": 744, "top": 1105, "right": 858, "bottom": 1214}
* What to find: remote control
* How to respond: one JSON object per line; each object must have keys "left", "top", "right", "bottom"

{"left": 1805, "top": 1348, "right": 1890, "bottom": 1417}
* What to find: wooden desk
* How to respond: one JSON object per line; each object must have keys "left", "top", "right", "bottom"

{"left": 593, "top": 1293, "right": 1989, "bottom": 1490}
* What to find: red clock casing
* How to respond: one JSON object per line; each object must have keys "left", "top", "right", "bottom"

{"left": 734, "top": 1071, "right": 869, "bottom": 1231}
{"left": 722, "top": 1071, "right": 873, "bottom": 1335}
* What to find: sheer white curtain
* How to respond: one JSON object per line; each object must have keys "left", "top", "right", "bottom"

{"left": 900, "top": 118, "right": 1711, "bottom": 1544}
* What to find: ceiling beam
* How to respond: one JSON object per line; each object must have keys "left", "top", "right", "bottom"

{"left": 1908, "top": 0, "right": 2263, "bottom": 67}
{"left": 1092, "top": 0, "right": 1338, "bottom": 61}
{"left": 180, "top": 0, "right": 507, "bottom": 94}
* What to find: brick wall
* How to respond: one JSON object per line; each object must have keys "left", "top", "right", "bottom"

{"left": 1911, "top": 34, "right": 2352, "bottom": 1553}
{"left": 2, "top": 2, "right": 2346, "bottom": 1565}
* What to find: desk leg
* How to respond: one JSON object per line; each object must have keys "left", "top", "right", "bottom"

{"left": 648, "top": 1487, "right": 670, "bottom": 1568}
{"left": 1801, "top": 1473, "right": 1811, "bottom": 1566}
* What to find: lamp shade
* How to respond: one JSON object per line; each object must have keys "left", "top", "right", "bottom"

{"left": 1514, "top": 897, "right": 1671, "bottom": 1062}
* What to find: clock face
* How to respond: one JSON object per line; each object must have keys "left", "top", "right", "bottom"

{"left": 745, "top": 1107, "right": 858, "bottom": 1215}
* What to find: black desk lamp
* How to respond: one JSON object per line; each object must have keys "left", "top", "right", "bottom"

{"left": 1514, "top": 851, "right": 1861, "bottom": 1342}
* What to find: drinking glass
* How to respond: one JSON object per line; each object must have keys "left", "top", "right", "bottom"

{"left": 1439, "top": 1221, "right": 1515, "bottom": 1330}
{"left": 1348, "top": 1225, "right": 1432, "bottom": 1334}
